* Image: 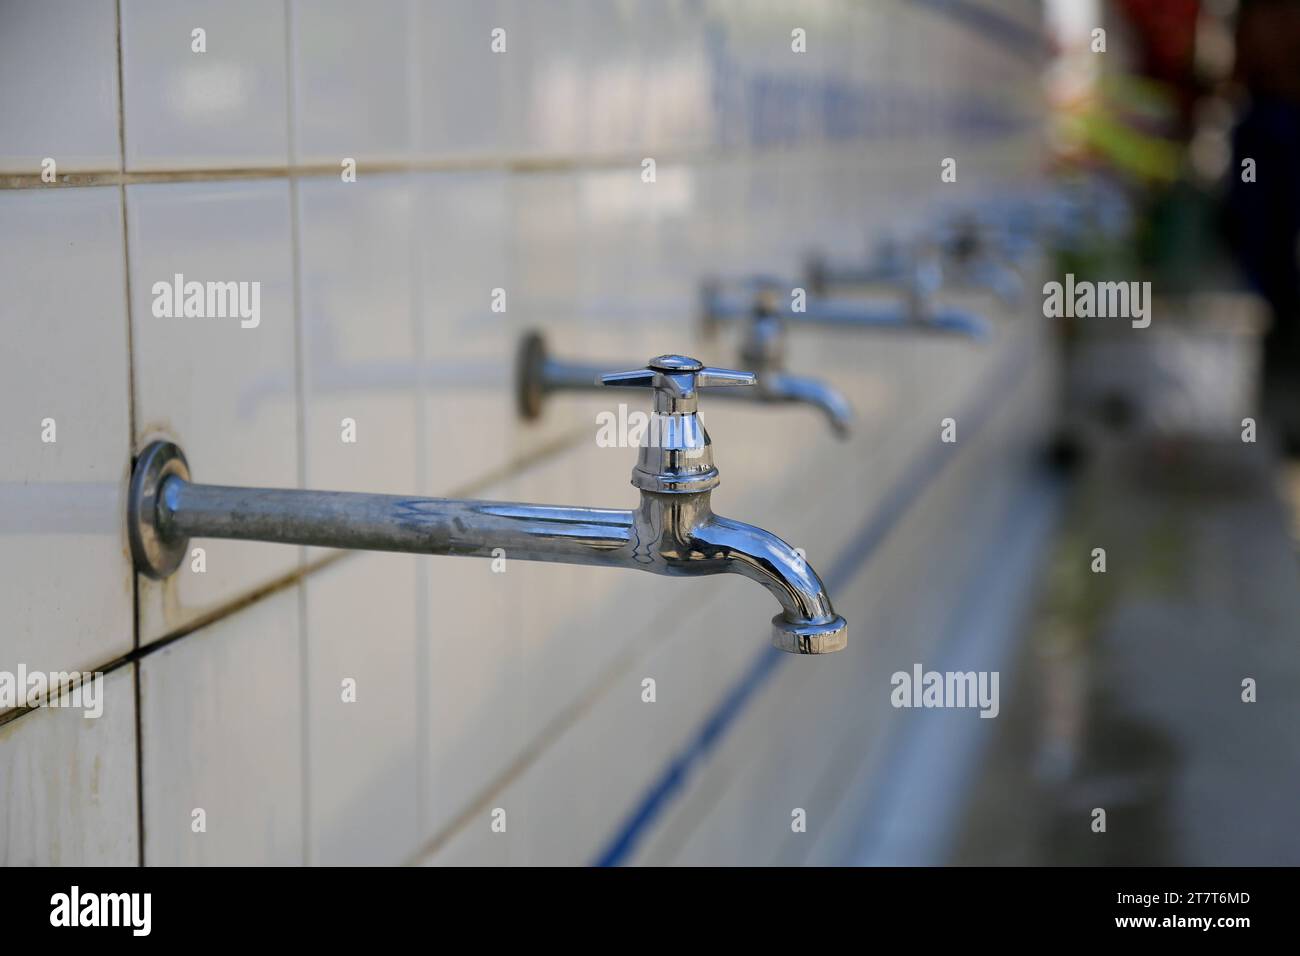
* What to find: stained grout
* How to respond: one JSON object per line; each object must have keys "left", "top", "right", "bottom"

{"left": 0, "top": 147, "right": 734, "bottom": 190}
{"left": 112, "top": 0, "right": 149, "bottom": 870}
{"left": 0, "top": 138, "right": 951, "bottom": 191}
{"left": 282, "top": 0, "right": 312, "bottom": 868}
{"left": 407, "top": 0, "right": 431, "bottom": 845}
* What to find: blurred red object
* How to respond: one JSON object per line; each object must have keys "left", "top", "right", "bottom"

{"left": 1115, "top": 0, "right": 1201, "bottom": 132}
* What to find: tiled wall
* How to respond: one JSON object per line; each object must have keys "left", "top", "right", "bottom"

{"left": 1, "top": 0, "right": 1049, "bottom": 865}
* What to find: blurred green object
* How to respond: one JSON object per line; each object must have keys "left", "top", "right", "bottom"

{"left": 1139, "top": 179, "right": 1234, "bottom": 295}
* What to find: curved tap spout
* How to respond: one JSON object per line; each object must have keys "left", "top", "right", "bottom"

{"left": 629, "top": 491, "right": 847, "bottom": 654}
{"left": 731, "top": 313, "right": 853, "bottom": 438}
{"left": 696, "top": 514, "right": 846, "bottom": 654}
{"left": 919, "top": 305, "right": 993, "bottom": 339}
{"left": 724, "top": 371, "right": 853, "bottom": 438}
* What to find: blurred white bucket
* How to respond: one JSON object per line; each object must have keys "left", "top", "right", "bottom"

{"left": 1069, "top": 292, "right": 1268, "bottom": 439}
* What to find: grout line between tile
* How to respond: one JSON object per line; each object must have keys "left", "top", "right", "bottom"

{"left": 408, "top": 0, "right": 430, "bottom": 842}
{"left": 0, "top": 140, "right": 912, "bottom": 190}
{"left": 282, "top": 0, "right": 312, "bottom": 869}
{"left": 113, "top": 0, "right": 147, "bottom": 870}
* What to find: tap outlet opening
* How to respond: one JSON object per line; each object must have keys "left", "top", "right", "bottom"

{"left": 771, "top": 613, "right": 848, "bottom": 654}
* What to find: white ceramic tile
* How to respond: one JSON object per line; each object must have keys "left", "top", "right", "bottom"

{"left": 480, "top": 439, "right": 719, "bottom": 777}
{"left": 509, "top": 0, "right": 582, "bottom": 158}
{"left": 575, "top": 0, "right": 647, "bottom": 155}
{"left": 419, "top": 426, "right": 868, "bottom": 864}
{"left": 120, "top": 0, "right": 290, "bottom": 170}
{"left": 490, "top": 452, "right": 628, "bottom": 743}
{"left": 637, "top": 0, "right": 713, "bottom": 153}
{"left": 688, "top": 158, "right": 752, "bottom": 290}
{"left": 574, "top": 164, "right": 693, "bottom": 364}
{"left": 501, "top": 171, "right": 593, "bottom": 458}
{"left": 415, "top": 0, "right": 515, "bottom": 159}
{"left": 417, "top": 789, "right": 516, "bottom": 866}
{"left": 509, "top": 171, "right": 582, "bottom": 327}
{"left": 140, "top": 586, "right": 303, "bottom": 865}
{"left": 505, "top": 604, "right": 738, "bottom": 865}
{"left": 416, "top": 171, "right": 516, "bottom": 494}
{"left": 289, "top": 0, "right": 415, "bottom": 165}
{"left": 295, "top": 174, "right": 422, "bottom": 862}
{"left": 419, "top": 438, "right": 662, "bottom": 847}
{"left": 0, "top": 666, "right": 138, "bottom": 865}
{"left": 422, "top": 549, "right": 517, "bottom": 843}
{"left": 0, "top": 0, "right": 121, "bottom": 173}
{"left": 303, "top": 554, "right": 419, "bottom": 865}
{"left": 0, "top": 188, "right": 133, "bottom": 680}
{"left": 411, "top": 173, "right": 565, "bottom": 843}
{"left": 297, "top": 174, "right": 419, "bottom": 500}
{"left": 128, "top": 180, "right": 300, "bottom": 644}
{"left": 699, "top": 0, "right": 750, "bottom": 150}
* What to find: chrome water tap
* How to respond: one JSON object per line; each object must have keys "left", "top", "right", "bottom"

{"left": 933, "top": 213, "right": 1026, "bottom": 305}
{"left": 804, "top": 236, "right": 914, "bottom": 298}
{"left": 515, "top": 329, "right": 853, "bottom": 439}
{"left": 700, "top": 270, "right": 990, "bottom": 359}
{"left": 809, "top": 225, "right": 1023, "bottom": 307}
{"left": 130, "top": 355, "right": 848, "bottom": 654}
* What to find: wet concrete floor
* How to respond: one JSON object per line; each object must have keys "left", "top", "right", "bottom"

{"left": 951, "top": 437, "right": 1300, "bottom": 865}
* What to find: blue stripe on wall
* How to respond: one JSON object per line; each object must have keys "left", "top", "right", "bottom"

{"left": 911, "top": 0, "right": 1047, "bottom": 61}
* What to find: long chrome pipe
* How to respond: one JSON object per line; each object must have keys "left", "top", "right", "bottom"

{"left": 158, "top": 479, "right": 634, "bottom": 565}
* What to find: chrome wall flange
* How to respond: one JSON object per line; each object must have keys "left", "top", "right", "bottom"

{"left": 128, "top": 440, "right": 191, "bottom": 580}
{"left": 515, "top": 329, "right": 549, "bottom": 420}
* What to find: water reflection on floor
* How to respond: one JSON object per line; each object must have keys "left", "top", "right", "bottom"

{"left": 952, "top": 437, "right": 1300, "bottom": 865}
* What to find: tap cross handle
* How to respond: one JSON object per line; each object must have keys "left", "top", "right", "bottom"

{"left": 600, "top": 355, "right": 755, "bottom": 413}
